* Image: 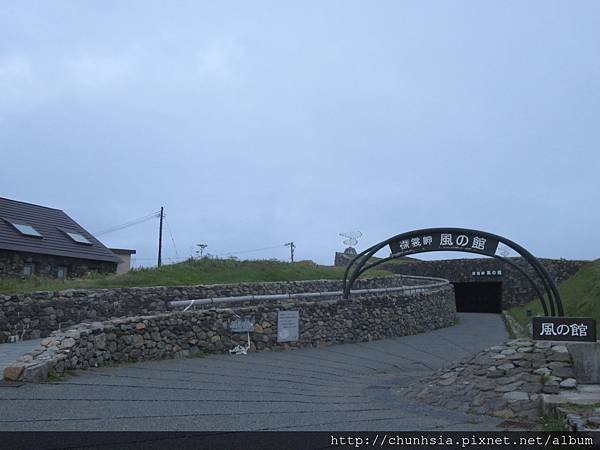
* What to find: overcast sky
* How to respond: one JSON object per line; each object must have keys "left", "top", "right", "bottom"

{"left": 1, "top": 1, "right": 599, "bottom": 266}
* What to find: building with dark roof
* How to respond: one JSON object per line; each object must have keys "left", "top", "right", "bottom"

{"left": 0, "top": 197, "right": 122, "bottom": 278}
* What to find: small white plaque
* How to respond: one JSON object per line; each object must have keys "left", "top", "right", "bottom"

{"left": 277, "top": 310, "right": 299, "bottom": 342}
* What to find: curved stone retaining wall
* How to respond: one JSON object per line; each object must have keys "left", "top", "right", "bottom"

{"left": 4, "top": 284, "right": 456, "bottom": 382}
{"left": 0, "top": 275, "right": 429, "bottom": 343}
{"left": 335, "top": 254, "right": 587, "bottom": 309}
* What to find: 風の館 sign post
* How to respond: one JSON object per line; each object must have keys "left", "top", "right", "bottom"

{"left": 532, "top": 316, "right": 597, "bottom": 342}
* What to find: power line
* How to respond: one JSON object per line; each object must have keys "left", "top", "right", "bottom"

{"left": 131, "top": 239, "right": 293, "bottom": 266}
{"left": 164, "top": 216, "right": 179, "bottom": 260}
{"left": 132, "top": 244, "right": 292, "bottom": 266}
{"left": 216, "top": 244, "right": 288, "bottom": 258}
{"left": 134, "top": 256, "right": 186, "bottom": 261}
{"left": 94, "top": 211, "right": 161, "bottom": 237}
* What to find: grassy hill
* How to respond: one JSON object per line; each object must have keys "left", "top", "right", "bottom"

{"left": 509, "top": 259, "right": 600, "bottom": 327}
{"left": 0, "top": 259, "right": 393, "bottom": 294}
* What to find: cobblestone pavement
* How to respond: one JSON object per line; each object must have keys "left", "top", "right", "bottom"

{"left": 0, "top": 313, "right": 509, "bottom": 431}
{"left": 397, "top": 338, "right": 576, "bottom": 428}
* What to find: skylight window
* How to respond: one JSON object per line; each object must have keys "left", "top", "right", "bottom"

{"left": 5, "top": 220, "right": 43, "bottom": 238}
{"left": 64, "top": 230, "right": 92, "bottom": 245}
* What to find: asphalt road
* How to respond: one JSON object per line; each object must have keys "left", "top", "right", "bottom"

{"left": 0, "top": 313, "right": 509, "bottom": 431}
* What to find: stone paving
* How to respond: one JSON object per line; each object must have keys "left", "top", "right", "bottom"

{"left": 396, "top": 338, "right": 577, "bottom": 427}
{"left": 0, "top": 313, "right": 509, "bottom": 431}
{"left": 543, "top": 384, "right": 600, "bottom": 431}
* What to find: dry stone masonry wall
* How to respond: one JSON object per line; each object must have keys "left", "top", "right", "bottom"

{"left": 3, "top": 285, "right": 456, "bottom": 382}
{"left": 0, "top": 250, "right": 116, "bottom": 278}
{"left": 396, "top": 257, "right": 586, "bottom": 309}
{"left": 397, "top": 338, "right": 578, "bottom": 426}
{"left": 0, "top": 275, "right": 430, "bottom": 343}
{"left": 335, "top": 255, "right": 587, "bottom": 309}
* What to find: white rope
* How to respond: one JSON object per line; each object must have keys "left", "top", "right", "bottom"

{"left": 229, "top": 332, "right": 251, "bottom": 355}
{"left": 183, "top": 299, "right": 196, "bottom": 312}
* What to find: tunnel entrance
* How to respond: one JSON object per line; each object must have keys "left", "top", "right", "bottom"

{"left": 453, "top": 282, "right": 502, "bottom": 313}
{"left": 343, "top": 227, "right": 563, "bottom": 316}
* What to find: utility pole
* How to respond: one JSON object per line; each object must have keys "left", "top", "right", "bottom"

{"left": 196, "top": 243, "right": 208, "bottom": 258}
{"left": 157, "top": 206, "right": 164, "bottom": 267}
{"left": 285, "top": 241, "right": 295, "bottom": 262}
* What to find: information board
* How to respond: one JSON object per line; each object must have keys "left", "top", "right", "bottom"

{"left": 277, "top": 310, "right": 299, "bottom": 342}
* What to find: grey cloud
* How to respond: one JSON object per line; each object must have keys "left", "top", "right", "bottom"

{"left": 1, "top": 1, "right": 599, "bottom": 266}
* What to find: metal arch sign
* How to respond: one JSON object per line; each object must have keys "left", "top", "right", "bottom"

{"left": 388, "top": 231, "right": 499, "bottom": 257}
{"left": 342, "top": 227, "right": 564, "bottom": 317}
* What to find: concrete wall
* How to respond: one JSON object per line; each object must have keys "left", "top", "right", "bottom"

{"left": 335, "top": 253, "right": 587, "bottom": 309}
{"left": 0, "top": 250, "right": 117, "bottom": 279}
{"left": 110, "top": 249, "right": 135, "bottom": 274}
{"left": 0, "top": 275, "right": 427, "bottom": 343}
{"left": 115, "top": 253, "right": 132, "bottom": 274}
{"left": 4, "top": 284, "right": 456, "bottom": 382}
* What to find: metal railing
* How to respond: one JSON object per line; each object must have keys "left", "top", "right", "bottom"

{"left": 167, "top": 275, "right": 449, "bottom": 310}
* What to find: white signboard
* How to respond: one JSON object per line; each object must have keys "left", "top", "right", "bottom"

{"left": 277, "top": 310, "right": 299, "bottom": 342}
{"left": 228, "top": 316, "right": 255, "bottom": 333}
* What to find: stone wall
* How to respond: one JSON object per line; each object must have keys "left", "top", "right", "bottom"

{"left": 4, "top": 284, "right": 456, "bottom": 382}
{"left": 400, "top": 338, "right": 577, "bottom": 425}
{"left": 335, "top": 253, "right": 588, "bottom": 309}
{"left": 0, "top": 250, "right": 117, "bottom": 279}
{"left": 0, "top": 275, "right": 425, "bottom": 343}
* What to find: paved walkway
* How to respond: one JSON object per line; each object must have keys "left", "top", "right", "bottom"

{"left": 0, "top": 313, "right": 509, "bottom": 431}
{"left": 0, "top": 338, "right": 43, "bottom": 375}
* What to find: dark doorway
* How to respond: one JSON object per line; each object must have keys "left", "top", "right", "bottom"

{"left": 453, "top": 282, "right": 502, "bottom": 313}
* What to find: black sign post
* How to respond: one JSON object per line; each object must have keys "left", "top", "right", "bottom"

{"left": 532, "top": 316, "right": 597, "bottom": 342}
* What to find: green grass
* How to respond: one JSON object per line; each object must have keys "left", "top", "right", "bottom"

{"left": 337, "top": 252, "right": 420, "bottom": 265}
{"left": 46, "top": 372, "right": 69, "bottom": 382}
{"left": 373, "top": 256, "right": 420, "bottom": 264}
{"left": 540, "top": 373, "right": 552, "bottom": 385}
{"left": 540, "top": 411, "right": 567, "bottom": 432}
{"left": 0, "top": 259, "right": 393, "bottom": 294}
{"left": 559, "top": 402, "right": 600, "bottom": 412}
{"left": 509, "top": 260, "right": 600, "bottom": 328}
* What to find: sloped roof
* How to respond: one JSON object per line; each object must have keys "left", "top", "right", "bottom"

{"left": 0, "top": 197, "right": 122, "bottom": 264}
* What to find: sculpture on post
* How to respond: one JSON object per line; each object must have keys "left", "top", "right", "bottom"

{"left": 339, "top": 231, "right": 362, "bottom": 256}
